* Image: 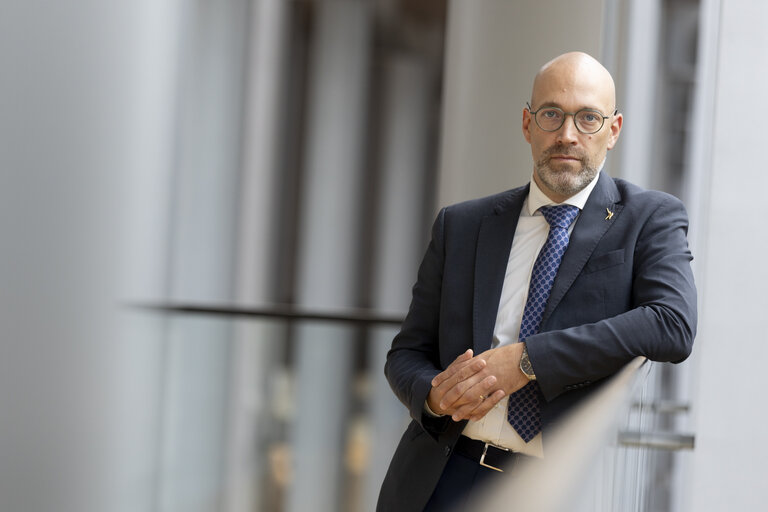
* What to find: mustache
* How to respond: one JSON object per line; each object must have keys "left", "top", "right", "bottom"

{"left": 542, "top": 145, "right": 585, "bottom": 160}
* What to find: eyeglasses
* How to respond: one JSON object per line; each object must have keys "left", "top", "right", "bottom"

{"left": 526, "top": 102, "right": 617, "bottom": 135}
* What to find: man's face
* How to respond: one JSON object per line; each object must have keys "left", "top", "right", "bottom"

{"left": 523, "top": 65, "right": 622, "bottom": 202}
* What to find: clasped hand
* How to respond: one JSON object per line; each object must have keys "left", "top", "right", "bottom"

{"left": 426, "top": 344, "right": 530, "bottom": 422}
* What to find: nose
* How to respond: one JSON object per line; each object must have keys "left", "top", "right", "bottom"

{"left": 556, "top": 114, "right": 579, "bottom": 144}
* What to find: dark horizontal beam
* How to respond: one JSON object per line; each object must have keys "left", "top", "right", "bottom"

{"left": 130, "top": 302, "right": 406, "bottom": 326}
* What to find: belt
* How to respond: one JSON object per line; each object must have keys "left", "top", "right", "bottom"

{"left": 453, "top": 436, "right": 526, "bottom": 472}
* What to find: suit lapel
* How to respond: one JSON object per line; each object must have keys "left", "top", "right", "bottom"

{"left": 472, "top": 186, "right": 528, "bottom": 354}
{"left": 540, "top": 172, "right": 623, "bottom": 327}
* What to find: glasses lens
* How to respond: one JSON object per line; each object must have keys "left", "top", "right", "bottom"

{"left": 574, "top": 110, "right": 605, "bottom": 134}
{"left": 535, "top": 108, "right": 564, "bottom": 131}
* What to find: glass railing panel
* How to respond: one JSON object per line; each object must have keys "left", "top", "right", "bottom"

{"left": 133, "top": 305, "right": 410, "bottom": 512}
{"left": 134, "top": 304, "right": 694, "bottom": 512}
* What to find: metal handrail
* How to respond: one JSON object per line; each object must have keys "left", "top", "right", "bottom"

{"left": 130, "top": 301, "right": 406, "bottom": 326}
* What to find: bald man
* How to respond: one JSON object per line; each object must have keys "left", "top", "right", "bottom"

{"left": 377, "top": 52, "right": 697, "bottom": 511}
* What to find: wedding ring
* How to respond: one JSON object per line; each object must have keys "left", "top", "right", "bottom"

{"left": 479, "top": 395, "right": 487, "bottom": 401}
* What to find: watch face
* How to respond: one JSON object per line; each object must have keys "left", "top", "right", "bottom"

{"left": 521, "top": 348, "right": 535, "bottom": 379}
{"left": 522, "top": 360, "right": 533, "bottom": 375}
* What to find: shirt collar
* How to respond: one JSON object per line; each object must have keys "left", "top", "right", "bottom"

{"left": 526, "top": 168, "right": 602, "bottom": 216}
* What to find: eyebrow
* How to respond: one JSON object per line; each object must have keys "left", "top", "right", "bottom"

{"left": 534, "top": 101, "right": 608, "bottom": 114}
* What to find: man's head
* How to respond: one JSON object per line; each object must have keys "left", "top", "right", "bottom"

{"left": 522, "top": 52, "right": 623, "bottom": 203}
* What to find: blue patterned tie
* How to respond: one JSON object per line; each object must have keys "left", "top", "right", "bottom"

{"left": 507, "top": 204, "right": 579, "bottom": 442}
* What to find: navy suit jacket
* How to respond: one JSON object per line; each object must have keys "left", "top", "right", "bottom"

{"left": 377, "top": 173, "right": 697, "bottom": 511}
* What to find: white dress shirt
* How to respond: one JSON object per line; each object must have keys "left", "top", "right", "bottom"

{"left": 460, "top": 171, "right": 601, "bottom": 457}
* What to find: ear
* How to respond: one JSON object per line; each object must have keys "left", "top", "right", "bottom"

{"left": 606, "top": 113, "right": 623, "bottom": 150}
{"left": 522, "top": 107, "right": 533, "bottom": 144}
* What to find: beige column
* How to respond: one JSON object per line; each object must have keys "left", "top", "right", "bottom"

{"left": 157, "top": 2, "right": 249, "bottom": 511}
{"left": 288, "top": 2, "right": 372, "bottom": 512}
{"left": 222, "top": 0, "right": 290, "bottom": 511}
{"left": 437, "top": 0, "right": 605, "bottom": 209}
{"left": 363, "top": 54, "right": 435, "bottom": 511}
{"left": 683, "top": 0, "right": 768, "bottom": 510}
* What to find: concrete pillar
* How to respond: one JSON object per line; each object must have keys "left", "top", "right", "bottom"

{"left": 117, "top": 1, "right": 184, "bottom": 511}
{"left": 617, "top": 0, "right": 663, "bottom": 189}
{"left": 363, "top": 55, "right": 434, "bottom": 511}
{"left": 682, "top": 0, "right": 768, "bottom": 510}
{"left": 0, "top": 1, "right": 181, "bottom": 511}
{"left": 222, "top": 1, "right": 290, "bottom": 511}
{"left": 157, "top": 1, "right": 249, "bottom": 511}
{"left": 287, "top": 2, "right": 372, "bottom": 512}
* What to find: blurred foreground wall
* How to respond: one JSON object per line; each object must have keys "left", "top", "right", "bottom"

{"left": 0, "top": 1, "right": 178, "bottom": 510}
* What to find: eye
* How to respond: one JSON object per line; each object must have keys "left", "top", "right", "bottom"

{"left": 581, "top": 112, "right": 599, "bottom": 123}
{"left": 541, "top": 108, "right": 561, "bottom": 120}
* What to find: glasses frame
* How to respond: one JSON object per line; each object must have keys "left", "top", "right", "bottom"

{"left": 526, "top": 102, "right": 617, "bottom": 135}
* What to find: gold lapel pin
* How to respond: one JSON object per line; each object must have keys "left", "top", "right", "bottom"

{"left": 605, "top": 208, "right": 614, "bottom": 221}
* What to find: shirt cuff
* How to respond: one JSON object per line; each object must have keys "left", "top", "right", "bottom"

{"left": 423, "top": 399, "right": 445, "bottom": 417}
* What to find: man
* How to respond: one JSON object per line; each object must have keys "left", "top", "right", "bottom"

{"left": 377, "top": 52, "right": 697, "bottom": 511}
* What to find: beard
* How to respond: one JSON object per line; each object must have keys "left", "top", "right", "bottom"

{"left": 534, "top": 145, "right": 603, "bottom": 198}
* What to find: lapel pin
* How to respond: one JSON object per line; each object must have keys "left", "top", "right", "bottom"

{"left": 605, "top": 208, "right": 614, "bottom": 221}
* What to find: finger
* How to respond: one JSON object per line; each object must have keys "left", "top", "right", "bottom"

{"left": 468, "top": 389, "right": 506, "bottom": 422}
{"left": 448, "top": 376, "right": 502, "bottom": 421}
{"left": 440, "top": 374, "right": 485, "bottom": 412}
{"left": 429, "top": 351, "right": 477, "bottom": 413}
{"left": 454, "top": 357, "right": 487, "bottom": 383}
{"left": 435, "top": 357, "right": 487, "bottom": 398}
{"left": 431, "top": 349, "right": 473, "bottom": 387}
{"left": 432, "top": 356, "right": 488, "bottom": 413}
{"left": 441, "top": 373, "right": 495, "bottom": 412}
{"left": 452, "top": 386, "right": 505, "bottom": 422}
{"left": 450, "top": 394, "right": 486, "bottom": 422}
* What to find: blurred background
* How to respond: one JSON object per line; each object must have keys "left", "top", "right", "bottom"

{"left": 1, "top": 0, "right": 766, "bottom": 511}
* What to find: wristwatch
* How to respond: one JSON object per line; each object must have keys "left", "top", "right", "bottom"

{"left": 519, "top": 345, "right": 537, "bottom": 381}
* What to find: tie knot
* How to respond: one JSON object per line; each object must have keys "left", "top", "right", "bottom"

{"left": 540, "top": 205, "right": 579, "bottom": 228}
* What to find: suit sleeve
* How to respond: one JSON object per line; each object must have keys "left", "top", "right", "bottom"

{"left": 528, "top": 195, "right": 697, "bottom": 401}
{"left": 384, "top": 208, "right": 451, "bottom": 435}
